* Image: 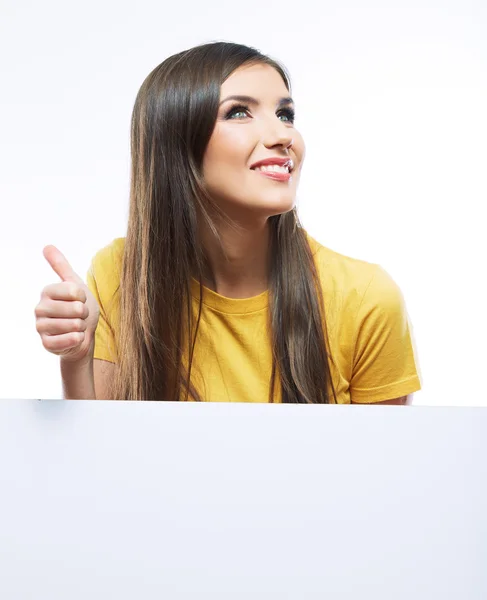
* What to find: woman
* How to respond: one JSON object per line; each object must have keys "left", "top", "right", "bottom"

{"left": 35, "top": 41, "right": 421, "bottom": 403}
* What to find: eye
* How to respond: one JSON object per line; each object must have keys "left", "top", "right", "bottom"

{"left": 223, "top": 104, "right": 296, "bottom": 123}
{"left": 225, "top": 104, "right": 251, "bottom": 120}
{"left": 278, "top": 107, "right": 295, "bottom": 124}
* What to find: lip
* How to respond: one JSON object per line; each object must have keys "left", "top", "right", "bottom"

{"left": 249, "top": 157, "right": 294, "bottom": 171}
{"left": 254, "top": 170, "right": 292, "bottom": 182}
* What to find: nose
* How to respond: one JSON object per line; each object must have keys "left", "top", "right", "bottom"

{"left": 261, "top": 118, "right": 294, "bottom": 151}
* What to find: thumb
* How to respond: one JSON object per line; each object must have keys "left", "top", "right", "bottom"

{"left": 43, "top": 245, "right": 84, "bottom": 285}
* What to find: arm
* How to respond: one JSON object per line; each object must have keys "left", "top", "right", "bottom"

{"left": 349, "top": 266, "right": 421, "bottom": 403}
{"left": 60, "top": 357, "right": 116, "bottom": 400}
{"left": 93, "top": 359, "right": 116, "bottom": 400}
{"left": 60, "top": 356, "right": 96, "bottom": 400}
{"left": 36, "top": 245, "right": 101, "bottom": 400}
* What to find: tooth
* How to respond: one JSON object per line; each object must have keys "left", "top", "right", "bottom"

{"left": 254, "top": 164, "right": 290, "bottom": 173}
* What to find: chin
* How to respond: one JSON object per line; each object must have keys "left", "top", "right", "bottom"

{"left": 218, "top": 192, "right": 297, "bottom": 220}
{"left": 266, "top": 204, "right": 295, "bottom": 218}
{"left": 259, "top": 195, "right": 296, "bottom": 217}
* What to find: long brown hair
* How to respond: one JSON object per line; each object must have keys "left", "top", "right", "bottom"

{"left": 110, "top": 41, "right": 337, "bottom": 403}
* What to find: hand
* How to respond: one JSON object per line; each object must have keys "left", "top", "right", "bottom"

{"left": 35, "top": 246, "right": 100, "bottom": 363}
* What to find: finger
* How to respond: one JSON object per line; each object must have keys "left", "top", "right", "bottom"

{"left": 36, "top": 317, "right": 87, "bottom": 336}
{"left": 35, "top": 299, "right": 89, "bottom": 320}
{"left": 43, "top": 245, "right": 84, "bottom": 284}
{"left": 41, "top": 282, "right": 87, "bottom": 303}
{"left": 41, "top": 331, "right": 85, "bottom": 353}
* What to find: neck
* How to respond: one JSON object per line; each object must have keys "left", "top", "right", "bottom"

{"left": 199, "top": 217, "right": 271, "bottom": 299}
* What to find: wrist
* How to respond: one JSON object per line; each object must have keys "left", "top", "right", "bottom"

{"left": 60, "top": 354, "right": 93, "bottom": 369}
{"left": 60, "top": 350, "right": 96, "bottom": 400}
{"left": 60, "top": 343, "right": 95, "bottom": 368}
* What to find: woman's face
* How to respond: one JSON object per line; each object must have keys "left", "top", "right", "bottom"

{"left": 202, "top": 63, "right": 305, "bottom": 220}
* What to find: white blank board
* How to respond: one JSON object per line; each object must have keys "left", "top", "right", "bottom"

{"left": 0, "top": 400, "right": 485, "bottom": 599}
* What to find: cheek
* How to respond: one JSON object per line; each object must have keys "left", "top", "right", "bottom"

{"left": 203, "top": 127, "right": 255, "bottom": 178}
{"left": 293, "top": 132, "right": 306, "bottom": 164}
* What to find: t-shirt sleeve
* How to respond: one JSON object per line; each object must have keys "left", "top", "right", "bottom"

{"left": 86, "top": 249, "right": 119, "bottom": 364}
{"left": 349, "top": 265, "right": 421, "bottom": 403}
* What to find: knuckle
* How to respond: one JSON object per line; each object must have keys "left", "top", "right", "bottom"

{"left": 73, "top": 319, "right": 85, "bottom": 332}
{"left": 36, "top": 303, "right": 49, "bottom": 318}
{"left": 71, "top": 331, "right": 84, "bottom": 345}
{"left": 41, "top": 333, "right": 53, "bottom": 349}
{"left": 74, "top": 301, "right": 85, "bottom": 317}
{"left": 67, "top": 282, "right": 80, "bottom": 300}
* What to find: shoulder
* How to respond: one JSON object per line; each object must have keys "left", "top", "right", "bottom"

{"left": 87, "top": 237, "right": 126, "bottom": 306}
{"left": 305, "top": 232, "right": 393, "bottom": 304}
{"left": 90, "top": 237, "right": 126, "bottom": 275}
{"left": 304, "top": 232, "right": 420, "bottom": 402}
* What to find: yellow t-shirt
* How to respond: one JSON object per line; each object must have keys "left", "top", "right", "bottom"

{"left": 86, "top": 234, "right": 421, "bottom": 403}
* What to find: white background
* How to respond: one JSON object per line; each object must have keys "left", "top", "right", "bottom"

{"left": 0, "top": 0, "right": 485, "bottom": 404}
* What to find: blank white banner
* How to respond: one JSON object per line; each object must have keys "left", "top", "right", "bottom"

{"left": 0, "top": 400, "right": 485, "bottom": 599}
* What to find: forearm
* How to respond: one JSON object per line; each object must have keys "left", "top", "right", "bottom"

{"left": 60, "top": 356, "right": 96, "bottom": 400}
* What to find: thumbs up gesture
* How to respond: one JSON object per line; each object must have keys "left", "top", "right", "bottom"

{"left": 35, "top": 246, "right": 100, "bottom": 363}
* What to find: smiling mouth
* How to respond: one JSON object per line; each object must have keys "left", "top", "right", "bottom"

{"left": 250, "top": 157, "right": 295, "bottom": 174}
{"left": 253, "top": 164, "right": 291, "bottom": 174}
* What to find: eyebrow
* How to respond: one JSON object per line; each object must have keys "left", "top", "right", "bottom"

{"left": 219, "top": 95, "right": 294, "bottom": 107}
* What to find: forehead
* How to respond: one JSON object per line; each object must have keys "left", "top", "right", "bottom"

{"left": 220, "top": 63, "right": 288, "bottom": 98}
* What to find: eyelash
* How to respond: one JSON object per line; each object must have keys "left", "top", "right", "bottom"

{"left": 224, "top": 104, "right": 295, "bottom": 124}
